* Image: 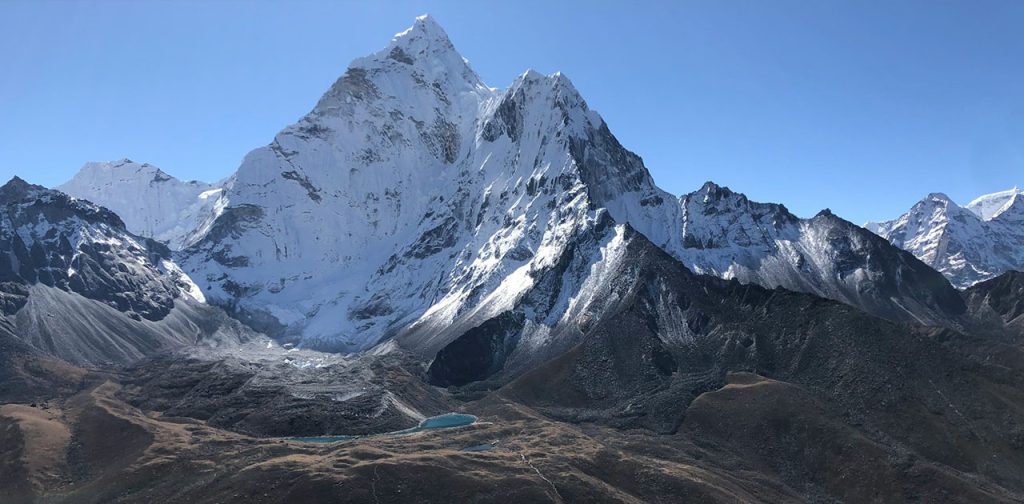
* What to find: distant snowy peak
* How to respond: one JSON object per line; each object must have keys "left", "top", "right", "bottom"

{"left": 966, "top": 186, "right": 1024, "bottom": 220}
{"left": 868, "top": 187, "right": 1024, "bottom": 288}
{"left": 995, "top": 193, "right": 1024, "bottom": 225}
{"left": 58, "top": 159, "right": 224, "bottom": 250}
{"left": 660, "top": 182, "right": 965, "bottom": 325}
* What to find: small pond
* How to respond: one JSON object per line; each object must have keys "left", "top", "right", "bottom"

{"left": 289, "top": 413, "right": 477, "bottom": 444}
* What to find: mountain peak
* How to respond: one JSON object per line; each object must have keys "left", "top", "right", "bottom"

{"left": 693, "top": 181, "right": 744, "bottom": 202}
{"left": 698, "top": 181, "right": 726, "bottom": 193}
{"left": 0, "top": 176, "right": 44, "bottom": 201}
{"left": 58, "top": 160, "right": 221, "bottom": 250}
{"left": 905, "top": 192, "right": 960, "bottom": 215}
{"left": 902, "top": 192, "right": 973, "bottom": 222}
{"left": 387, "top": 14, "right": 458, "bottom": 62}
{"left": 395, "top": 14, "right": 448, "bottom": 43}
{"left": 993, "top": 192, "right": 1024, "bottom": 221}
{"left": 316, "top": 15, "right": 487, "bottom": 113}
{"left": 967, "top": 186, "right": 1024, "bottom": 220}
{"left": 871, "top": 186, "right": 1024, "bottom": 288}
{"left": 519, "top": 68, "right": 544, "bottom": 81}
{"left": 0, "top": 175, "right": 129, "bottom": 232}
{"left": 2, "top": 175, "right": 30, "bottom": 190}
{"left": 71, "top": 160, "right": 185, "bottom": 187}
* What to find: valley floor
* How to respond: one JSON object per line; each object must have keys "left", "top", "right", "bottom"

{"left": 3, "top": 354, "right": 1024, "bottom": 504}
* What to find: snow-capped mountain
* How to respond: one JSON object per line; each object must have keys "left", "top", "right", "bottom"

{"left": 59, "top": 159, "right": 225, "bottom": 250}
{"left": 866, "top": 189, "right": 1024, "bottom": 288}
{"left": 660, "top": 182, "right": 964, "bottom": 325}
{"left": 0, "top": 177, "right": 250, "bottom": 365}
{"left": 181, "top": 16, "right": 619, "bottom": 350}
{"left": 164, "top": 15, "right": 966, "bottom": 351}
{"left": 966, "top": 186, "right": 1024, "bottom": 220}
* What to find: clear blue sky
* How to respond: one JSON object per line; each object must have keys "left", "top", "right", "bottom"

{"left": 2, "top": 0, "right": 1021, "bottom": 224}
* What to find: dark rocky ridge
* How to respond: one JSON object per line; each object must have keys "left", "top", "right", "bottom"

{"left": 0, "top": 177, "right": 178, "bottom": 321}
{"left": 966, "top": 270, "right": 1024, "bottom": 325}
{"left": 489, "top": 228, "right": 1024, "bottom": 496}
{"left": 0, "top": 178, "right": 258, "bottom": 366}
{"left": 3, "top": 226, "right": 1023, "bottom": 502}
{"left": 962, "top": 270, "right": 1024, "bottom": 340}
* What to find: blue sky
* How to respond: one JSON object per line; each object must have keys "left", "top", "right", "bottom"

{"left": 1, "top": 0, "right": 1021, "bottom": 224}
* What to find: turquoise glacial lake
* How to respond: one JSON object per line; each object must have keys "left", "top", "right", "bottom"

{"left": 289, "top": 413, "right": 477, "bottom": 444}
